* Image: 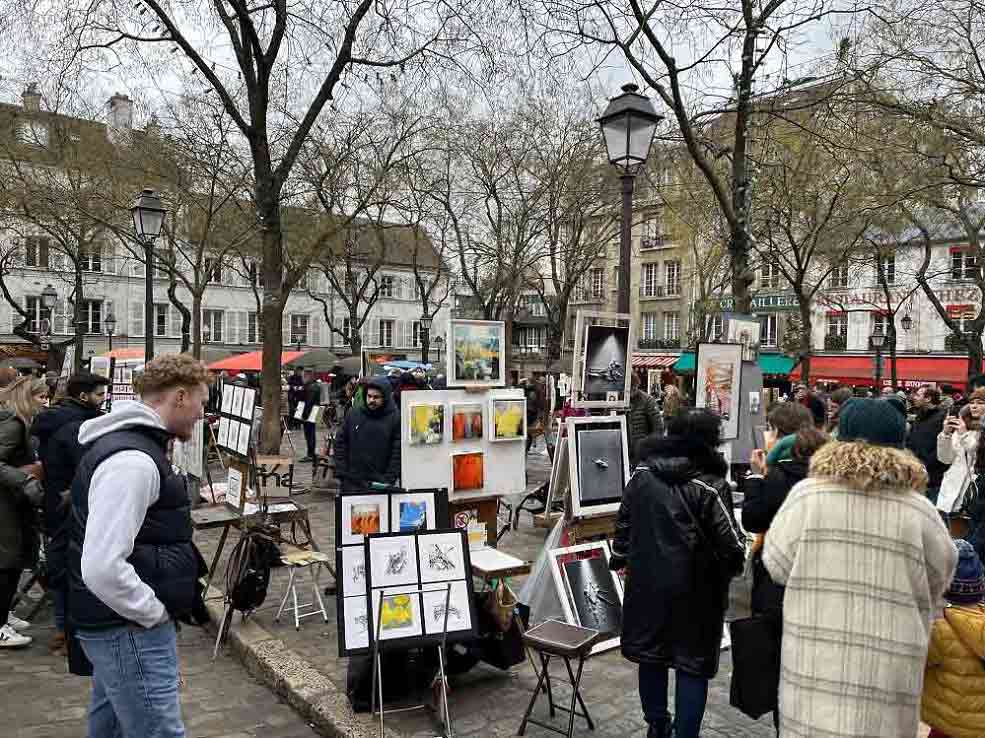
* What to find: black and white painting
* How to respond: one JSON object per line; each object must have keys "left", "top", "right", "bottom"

{"left": 340, "top": 545, "right": 367, "bottom": 597}
{"left": 421, "top": 580, "right": 472, "bottom": 635}
{"left": 240, "top": 387, "right": 257, "bottom": 421}
{"left": 417, "top": 531, "right": 466, "bottom": 583}
{"left": 581, "top": 324, "right": 631, "bottom": 399}
{"left": 566, "top": 416, "right": 630, "bottom": 518}
{"left": 342, "top": 595, "right": 370, "bottom": 651}
{"left": 548, "top": 541, "right": 624, "bottom": 655}
{"left": 217, "top": 416, "right": 230, "bottom": 448}
{"left": 368, "top": 535, "right": 419, "bottom": 588}
{"left": 236, "top": 421, "right": 251, "bottom": 456}
{"left": 231, "top": 385, "right": 245, "bottom": 418}
{"left": 221, "top": 386, "right": 234, "bottom": 414}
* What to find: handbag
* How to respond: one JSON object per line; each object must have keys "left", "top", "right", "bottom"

{"left": 475, "top": 588, "right": 525, "bottom": 670}
{"left": 729, "top": 614, "right": 781, "bottom": 719}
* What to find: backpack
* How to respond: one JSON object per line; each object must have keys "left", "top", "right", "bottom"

{"left": 226, "top": 534, "right": 279, "bottom": 613}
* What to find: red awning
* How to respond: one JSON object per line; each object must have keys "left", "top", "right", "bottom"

{"left": 208, "top": 350, "right": 306, "bottom": 372}
{"left": 632, "top": 353, "right": 678, "bottom": 369}
{"left": 791, "top": 355, "right": 985, "bottom": 389}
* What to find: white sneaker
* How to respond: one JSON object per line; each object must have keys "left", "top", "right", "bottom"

{"left": 7, "top": 612, "right": 30, "bottom": 630}
{"left": 0, "top": 624, "right": 31, "bottom": 648}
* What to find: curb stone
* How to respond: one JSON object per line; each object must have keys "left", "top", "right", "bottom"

{"left": 205, "top": 588, "right": 404, "bottom": 738}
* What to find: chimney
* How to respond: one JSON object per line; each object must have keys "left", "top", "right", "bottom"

{"left": 107, "top": 92, "right": 133, "bottom": 129}
{"left": 21, "top": 83, "right": 41, "bottom": 113}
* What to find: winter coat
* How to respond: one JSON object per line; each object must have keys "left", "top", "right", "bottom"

{"left": 626, "top": 389, "right": 662, "bottom": 466}
{"left": 742, "top": 445, "right": 808, "bottom": 618}
{"left": 611, "top": 436, "right": 745, "bottom": 678}
{"left": 937, "top": 429, "right": 978, "bottom": 514}
{"left": 921, "top": 603, "right": 985, "bottom": 738}
{"left": 764, "top": 441, "right": 958, "bottom": 738}
{"left": 334, "top": 377, "right": 401, "bottom": 491}
{"left": 0, "top": 409, "right": 42, "bottom": 570}
{"left": 906, "top": 406, "right": 948, "bottom": 492}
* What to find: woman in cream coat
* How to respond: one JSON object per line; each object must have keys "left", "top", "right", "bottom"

{"left": 937, "top": 391, "right": 985, "bottom": 515}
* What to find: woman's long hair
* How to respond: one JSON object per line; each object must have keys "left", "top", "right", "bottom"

{"left": 663, "top": 385, "right": 683, "bottom": 419}
{"left": 0, "top": 375, "right": 47, "bottom": 426}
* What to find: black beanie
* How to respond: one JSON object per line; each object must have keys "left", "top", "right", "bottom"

{"left": 838, "top": 398, "right": 907, "bottom": 447}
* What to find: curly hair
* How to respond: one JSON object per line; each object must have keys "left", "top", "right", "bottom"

{"left": 810, "top": 440, "right": 928, "bottom": 493}
{"left": 134, "top": 354, "right": 210, "bottom": 397}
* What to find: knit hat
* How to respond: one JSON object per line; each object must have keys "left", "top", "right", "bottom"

{"left": 947, "top": 540, "right": 985, "bottom": 605}
{"left": 837, "top": 398, "right": 907, "bottom": 447}
{"left": 883, "top": 395, "right": 907, "bottom": 419}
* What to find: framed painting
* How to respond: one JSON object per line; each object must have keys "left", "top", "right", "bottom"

{"left": 548, "top": 541, "right": 624, "bottom": 655}
{"left": 724, "top": 314, "right": 761, "bottom": 362}
{"left": 408, "top": 403, "right": 444, "bottom": 446}
{"left": 367, "top": 534, "right": 420, "bottom": 589}
{"left": 449, "top": 402, "right": 484, "bottom": 442}
{"left": 565, "top": 415, "right": 630, "bottom": 518}
{"left": 489, "top": 398, "right": 526, "bottom": 442}
{"left": 695, "top": 342, "right": 743, "bottom": 440}
{"left": 544, "top": 434, "right": 569, "bottom": 515}
{"left": 451, "top": 450, "right": 484, "bottom": 493}
{"left": 390, "top": 491, "right": 438, "bottom": 533}
{"left": 362, "top": 351, "right": 408, "bottom": 378}
{"left": 571, "top": 310, "right": 635, "bottom": 409}
{"left": 341, "top": 595, "right": 371, "bottom": 651}
{"left": 446, "top": 319, "right": 506, "bottom": 388}
{"left": 339, "top": 494, "right": 390, "bottom": 546}
{"left": 370, "top": 586, "right": 424, "bottom": 641}
{"left": 417, "top": 530, "right": 468, "bottom": 583}
{"left": 421, "top": 580, "right": 473, "bottom": 635}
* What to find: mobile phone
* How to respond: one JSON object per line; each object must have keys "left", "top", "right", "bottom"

{"left": 753, "top": 425, "right": 767, "bottom": 450}
{"left": 949, "top": 405, "right": 961, "bottom": 418}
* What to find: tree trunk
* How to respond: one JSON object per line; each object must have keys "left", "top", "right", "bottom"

{"left": 74, "top": 268, "right": 84, "bottom": 373}
{"left": 190, "top": 293, "right": 202, "bottom": 358}
{"left": 167, "top": 279, "right": 193, "bottom": 355}
{"left": 348, "top": 308, "right": 363, "bottom": 358}
{"left": 889, "top": 323, "right": 898, "bottom": 390}
{"left": 798, "top": 298, "right": 813, "bottom": 385}
{"left": 259, "top": 209, "right": 286, "bottom": 454}
{"left": 729, "top": 226, "right": 754, "bottom": 314}
{"left": 967, "top": 334, "right": 983, "bottom": 386}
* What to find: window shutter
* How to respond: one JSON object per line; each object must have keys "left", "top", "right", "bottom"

{"left": 129, "top": 302, "right": 143, "bottom": 337}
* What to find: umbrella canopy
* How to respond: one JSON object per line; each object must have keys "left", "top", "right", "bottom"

{"left": 208, "top": 350, "right": 305, "bottom": 372}
{"left": 383, "top": 360, "right": 431, "bottom": 371}
{"left": 336, "top": 355, "right": 363, "bottom": 376}
{"left": 283, "top": 348, "right": 339, "bottom": 372}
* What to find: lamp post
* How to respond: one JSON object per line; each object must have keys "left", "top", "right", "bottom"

{"left": 420, "top": 314, "right": 433, "bottom": 364}
{"left": 433, "top": 334, "right": 444, "bottom": 362}
{"left": 598, "top": 83, "right": 663, "bottom": 314}
{"left": 131, "top": 188, "right": 167, "bottom": 362}
{"left": 104, "top": 311, "right": 117, "bottom": 352}
{"left": 871, "top": 328, "right": 887, "bottom": 391}
{"left": 901, "top": 314, "right": 913, "bottom": 332}
{"left": 40, "top": 283, "right": 57, "bottom": 351}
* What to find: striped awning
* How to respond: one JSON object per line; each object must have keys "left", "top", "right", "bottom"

{"left": 632, "top": 353, "right": 679, "bottom": 369}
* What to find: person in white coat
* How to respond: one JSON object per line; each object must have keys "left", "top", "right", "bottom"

{"left": 937, "top": 389, "right": 985, "bottom": 515}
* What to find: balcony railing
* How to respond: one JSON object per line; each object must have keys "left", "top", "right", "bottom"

{"left": 640, "top": 234, "right": 668, "bottom": 250}
{"left": 639, "top": 284, "right": 682, "bottom": 299}
{"left": 638, "top": 337, "right": 681, "bottom": 350}
{"left": 824, "top": 333, "right": 847, "bottom": 351}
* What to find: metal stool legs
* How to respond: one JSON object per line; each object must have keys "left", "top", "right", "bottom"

{"left": 518, "top": 651, "right": 594, "bottom": 738}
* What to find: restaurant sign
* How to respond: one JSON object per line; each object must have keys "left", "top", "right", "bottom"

{"left": 718, "top": 293, "right": 800, "bottom": 312}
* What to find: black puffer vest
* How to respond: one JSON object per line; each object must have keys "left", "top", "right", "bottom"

{"left": 67, "top": 426, "right": 197, "bottom": 630}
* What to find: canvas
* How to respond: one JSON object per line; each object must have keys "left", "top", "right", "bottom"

{"left": 451, "top": 451, "right": 484, "bottom": 492}
{"left": 236, "top": 421, "right": 251, "bottom": 455}
{"left": 370, "top": 587, "right": 423, "bottom": 640}
{"left": 545, "top": 434, "right": 569, "bottom": 514}
{"left": 409, "top": 403, "right": 444, "bottom": 445}
{"left": 576, "top": 428, "right": 626, "bottom": 505}
{"left": 695, "top": 342, "right": 743, "bottom": 440}
{"left": 421, "top": 580, "right": 473, "bottom": 635}
{"left": 240, "top": 387, "right": 256, "bottom": 421}
{"left": 447, "top": 319, "right": 505, "bottom": 387}
{"left": 368, "top": 535, "right": 419, "bottom": 588}
{"left": 490, "top": 398, "right": 526, "bottom": 442}
{"left": 450, "top": 402, "right": 483, "bottom": 442}
{"left": 341, "top": 545, "right": 367, "bottom": 597}
{"left": 725, "top": 315, "right": 762, "bottom": 362}
{"left": 221, "top": 386, "right": 234, "bottom": 414}
{"left": 340, "top": 495, "right": 390, "bottom": 546}
{"left": 362, "top": 351, "right": 408, "bottom": 377}
{"left": 418, "top": 531, "right": 467, "bottom": 583}
{"left": 342, "top": 595, "right": 370, "bottom": 651}
{"left": 582, "top": 324, "right": 631, "bottom": 398}
{"left": 548, "top": 541, "right": 624, "bottom": 655}
{"left": 231, "top": 386, "right": 245, "bottom": 418}
{"left": 217, "top": 417, "right": 230, "bottom": 448}
{"left": 390, "top": 491, "right": 438, "bottom": 532}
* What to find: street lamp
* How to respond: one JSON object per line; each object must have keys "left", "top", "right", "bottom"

{"left": 871, "top": 328, "right": 887, "bottom": 391}
{"left": 901, "top": 314, "right": 913, "bottom": 331}
{"left": 131, "top": 187, "right": 167, "bottom": 361}
{"left": 40, "top": 283, "right": 57, "bottom": 349}
{"left": 104, "top": 311, "right": 117, "bottom": 352}
{"left": 420, "top": 314, "right": 433, "bottom": 364}
{"left": 598, "top": 83, "right": 663, "bottom": 314}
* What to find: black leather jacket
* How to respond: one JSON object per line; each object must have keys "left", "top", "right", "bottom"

{"left": 611, "top": 436, "right": 745, "bottom": 677}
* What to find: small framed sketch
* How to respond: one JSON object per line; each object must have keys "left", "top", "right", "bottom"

{"left": 339, "top": 494, "right": 390, "bottom": 546}
{"left": 446, "top": 319, "right": 506, "bottom": 388}
{"left": 240, "top": 387, "right": 257, "bottom": 421}
{"left": 408, "top": 403, "right": 445, "bottom": 446}
{"left": 221, "top": 387, "right": 234, "bottom": 414}
{"left": 236, "top": 421, "right": 251, "bottom": 456}
{"left": 217, "top": 417, "right": 230, "bottom": 448}
{"left": 340, "top": 545, "right": 368, "bottom": 597}
{"left": 565, "top": 415, "right": 630, "bottom": 518}
{"left": 417, "top": 531, "right": 467, "bottom": 583}
{"left": 450, "top": 402, "right": 483, "bottom": 442}
{"left": 451, "top": 451, "right": 484, "bottom": 493}
{"left": 341, "top": 594, "right": 370, "bottom": 651}
{"left": 548, "top": 541, "right": 624, "bottom": 655}
{"left": 421, "top": 580, "right": 472, "bottom": 635}
{"left": 231, "top": 385, "right": 245, "bottom": 418}
{"left": 489, "top": 398, "right": 526, "bottom": 442}
{"left": 367, "top": 534, "right": 419, "bottom": 589}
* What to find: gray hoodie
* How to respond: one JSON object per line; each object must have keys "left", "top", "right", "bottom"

{"left": 77, "top": 401, "right": 171, "bottom": 629}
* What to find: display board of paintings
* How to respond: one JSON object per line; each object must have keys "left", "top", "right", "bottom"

{"left": 446, "top": 319, "right": 506, "bottom": 388}
{"left": 216, "top": 382, "right": 257, "bottom": 458}
{"left": 571, "top": 310, "right": 635, "bottom": 409}
{"left": 364, "top": 529, "right": 477, "bottom": 649}
{"left": 695, "top": 342, "right": 743, "bottom": 440}
{"left": 335, "top": 488, "right": 450, "bottom": 656}
{"left": 565, "top": 415, "right": 630, "bottom": 518}
{"left": 548, "top": 541, "right": 625, "bottom": 655}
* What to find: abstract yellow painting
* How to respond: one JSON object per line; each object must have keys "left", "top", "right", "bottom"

{"left": 490, "top": 398, "right": 526, "bottom": 441}
{"left": 409, "top": 403, "right": 444, "bottom": 445}
{"left": 380, "top": 594, "right": 414, "bottom": 631}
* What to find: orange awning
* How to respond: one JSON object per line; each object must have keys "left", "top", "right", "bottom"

{"left": 208, "top": 350, "right": 306, "bottom": 372}
{"left": 632, "top": 353, "right": 679, "bottom": 369}
{"left": 791, "top": 355, "right": 984, "bottom": 389}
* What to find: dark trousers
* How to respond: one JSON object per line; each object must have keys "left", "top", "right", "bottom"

{"left": 0, "top": 568, "right": 22, "bottom": 617}
{"left": 303, "top": 421, "right": 317, "bottom": 457}
{"left": 638, "top": 663, "right": 709, "bottom": 738}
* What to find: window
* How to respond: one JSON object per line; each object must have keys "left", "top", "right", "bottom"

{"left": 24, "top": 296, "right": 42, "bottom": 334}
{"left": 18, "top": 121, "right": 48, "bottom": 147}
{"left": 590, "top": 268, "right": 604, "bottom": 298}
{"left": 24, "top": 236, "right": 49, "bottom": 268}
{"left": 760, "top": 261, "right": 782, "bottom": 290}
{"left": 379, "top": 275, "right": 394, "bottom": 298}
{"left": 664, "top": 260, "right": 681, "bottom": 296}
{"left": 80, "top": 300, "right": 103, "bottom": 335}
{"left": 412, "top": 320, "right": 422, "bottom": 347}
{"left": 247, "top": 312, "right": 261, "bottom": 343}
{"left": 829, "top": 262, "right": 850, "bottom": 288}
{"left": 80, "top": 247, "right": 101, "bottom": 273}
{"left": 663, "top": 312, "right": 680, "bottom": 341}
{"left": 290, "top": 314, "right": 309, "bottom": 345}
{"left": 706, "top": 314, "right": 724, "bottom": 340}
{"left": 202, "top": 309, "right": 223, "bottom": 343}
{"left": 827, "top": 313, "right": 848, "bottom": 337}
{"left": 640, "top": 219, "right": 664, "bottom": 249}
{"left": 641, "top": 312, "right": 658, "bottom": 340}
{"left": 247, "top": 260, "right": 264, "bottom": 288}
{"left": 642, "top": 263, "right": 660, "bottom": 297}
{"left": 951, "top": 250, "right": 979, "bottom": 280}
{"left": 871, "top": 312, "right": 890, "bottom": 337}
{"left": 154, "top": 304, "right": 168, "bottom": 337}
{"left": 950, "top": 307, "right": 976, "bottom": 333}
{"left": 153, "top": 258, "right": 169, "bottom": 280}
{"left": 760, "top": 315, "right": 778, "bottom": 347}
{"left": 204, "top": 257, "right": 222, "bottom": 284}
{"left": 876, "top": 254, "right": 895, "bottom": 284}
{"left": 296, "top": 271, "right": 308, "bottom": 291}
{"left": 379, "top": 319, "right": 394, "bottom": 347}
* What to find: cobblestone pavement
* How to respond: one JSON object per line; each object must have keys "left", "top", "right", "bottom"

{"left": 2, "top": 609, "right": 320, "bottom": 738}
{"left": 191, "top": 429, "right": 780, "bottom": 738}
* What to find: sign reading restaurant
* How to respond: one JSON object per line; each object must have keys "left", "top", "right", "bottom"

{"left": 816, "top": 286, "right": 981, "bottom": 309}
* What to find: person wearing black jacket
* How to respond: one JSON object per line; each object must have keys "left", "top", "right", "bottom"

{"left": 298, "top": 370, "right": 321, "bottom": 461}
{"left": 334, "top": 377, "right": 400, "bottom": 491}
{"left": 31, "top": 372, "right": 108, "bottom": 654}
{"left": 611, "top": 408, "right": 745, "bottom": 738}
{"left": 905, "top": 385, "right": 948, "bottom": 504}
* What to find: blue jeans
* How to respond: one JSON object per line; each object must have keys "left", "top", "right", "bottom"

{"left": 76, "top": 620, "right": 185, "bottom": 738}
{"left": 638, "top": 663, "right": 709, "bottom": 738}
